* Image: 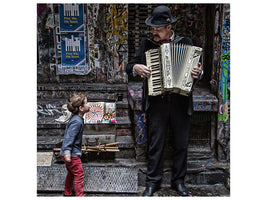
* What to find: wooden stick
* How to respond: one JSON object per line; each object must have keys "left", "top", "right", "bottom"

{"left": 88, "top": 146, "right": 118, "bottom": 149}
{"left": 53, "top": 148, "right": 119, "bottom": 152}
{"left": 83, "top": 148, "right": 119, "bottom": 152}
{"left": 90, "top": 142, "right": 119, "bottom": 148}
{"left": 104, "top": 142, "right": 119, "bottom": 146}
{"left": 84, "top": 149, "right": 119, "bottom": 152}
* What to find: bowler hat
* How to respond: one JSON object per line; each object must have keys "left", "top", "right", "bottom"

{"left": 145, "top": 5, "right": 177, "bottom": 27}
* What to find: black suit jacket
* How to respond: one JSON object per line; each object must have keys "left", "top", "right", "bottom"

{"left": 126, "top": 35, "right": 194, "bottom": 115}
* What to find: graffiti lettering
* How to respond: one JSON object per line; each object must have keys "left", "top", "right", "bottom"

{"left": 106, "top": 4, "right": 128, "bottom": 47}
{"left": 218, "top": 101, "right": 229, "bottom": 122}
{"left": 193, "top": 102, "right": 213, "bottom": 111}
{"left": 128, "top": 89, "right": 142, "bottom": 97}
{"left": 220, "top": 52, "right": 230, "bottom": 104}
{"left": 217, "top": 10, "right": 230, "bottom": 159}
{"left": 220, "top": 16, "right": 230, "bottom": 110}
{"left": 37, "top": 104, "right": 61, "bottom": 116}
{"left": 106, "top": 4, "right": 128, "bottom": 79}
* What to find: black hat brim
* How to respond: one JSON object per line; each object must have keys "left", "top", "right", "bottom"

{"left": 145, "top": 16, "right": 177, "bottom": 27}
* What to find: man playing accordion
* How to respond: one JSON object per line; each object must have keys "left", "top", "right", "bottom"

{"left": 126, "top": 5, "right": 203, "bottom": 196}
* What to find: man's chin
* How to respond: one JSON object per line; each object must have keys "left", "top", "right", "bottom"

{"left": 153, "top": 36, "right": 160, "bottom": 42}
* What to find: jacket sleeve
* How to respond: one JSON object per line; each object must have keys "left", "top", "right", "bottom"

{"left": 179, "top": 37, "right": 193, "bottom": 45}
{"left": 126, "top": 39, "right": 147, "bottom": 76}
{"left": 61, "top": 120, "right": 82, "bottom": 155}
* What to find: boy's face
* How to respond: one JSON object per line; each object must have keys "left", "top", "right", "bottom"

{"left": 80, "top": 97, "right": 90, "bottom": 114}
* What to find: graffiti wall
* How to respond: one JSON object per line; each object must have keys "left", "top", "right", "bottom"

{"left": 37, "top": 4, "right": 128, "bottom": 83}
{"left": 217, "top": 4, "right": 230, "bottom": 160}
{"left": 37, "top": 3, "right": 230, "bottom": 161}
{"left": 86, "top": 3, "right": 128, "bottom": 83}
{"left": 169, "top": 4, "right": 205, "bottom": 48}
{"left": 106, "top": 4, "right": 128, "bottom": 83}
{"left": 37, "top": 4, "right": 57, "bottom": 82}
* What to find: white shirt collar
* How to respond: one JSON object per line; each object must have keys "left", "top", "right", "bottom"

{"left": 170, "top": 30, "right": 175, "bottom": 41}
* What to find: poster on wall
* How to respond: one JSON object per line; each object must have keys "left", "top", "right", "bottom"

{"left": 57, "top": 3, "right": 90, "bottom": 75}
{"left": 61, "top": 32, "right": 86, "bottom": 67}
{"left": 84, "top": 102, "right": 116, "bottom": 124}
{"left": 59, "top": 4, "right": 84, "bottom": 32}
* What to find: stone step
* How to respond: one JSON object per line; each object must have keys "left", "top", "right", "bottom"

{"left": 37, "top": 97, "right": 129, "bottom": 111}
{"left": 37, "top": 135, "right": 135, "bottom": 150}
{"left": 37, "top": 135, "right": 136, "bottom": 160}
{"left": 38, "top": 125, "right": 132, "bottom": 137}
{"left": 37, "top": 151, "right": 229, "bottom": 189}
{"left": 127, "top": 82, "right": 219, "bottom": 112}
{"left": 137, "top": 160, "right": 229, "bottom": 187}
{"left": 36, "top": 161, "right": 229, "bottom": 196}
{"left": 37, "top": 184, "right": 229, "bottom": 197}
{"left": 37, "top": 116, "right": 131, "bottom": 129}
{"left": 37, "top": 83, "right": 128, "bottom": 93}
{"left": 37, "top": 165, "right": 138, "bottom": 193}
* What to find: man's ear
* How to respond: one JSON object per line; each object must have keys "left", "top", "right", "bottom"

{"left": 167, "top": 25, "right": 172, "bottom": 30}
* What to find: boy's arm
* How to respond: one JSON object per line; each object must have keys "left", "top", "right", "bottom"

{"left": 61, "top": 120, "right": 82, "bottom": 161}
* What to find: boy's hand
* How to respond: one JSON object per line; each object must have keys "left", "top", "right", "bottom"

{"left": 64, "top": 154, "right": 71, "bottom": 162}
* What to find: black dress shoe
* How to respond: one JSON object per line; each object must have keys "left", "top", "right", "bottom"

{"left": 171, "top": 183, "right": 189, "bottom": 196}
{"left": 142, "top": 185, "right": 160, "bottom": 196}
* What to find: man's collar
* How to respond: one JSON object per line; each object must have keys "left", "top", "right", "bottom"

{"left": 148, "top": 30, "right": 176, "bottom": 46}
{"left": 170, "top": 30, "right": 175, "bottom": 41}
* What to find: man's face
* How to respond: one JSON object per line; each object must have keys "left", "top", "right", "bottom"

{"left": 152, "top": 25, "right": 172, "bottom": 42}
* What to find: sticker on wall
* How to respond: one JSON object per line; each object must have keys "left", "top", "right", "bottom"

{"left": 60, "top": 32, "right": 86, "bottom": 67}
{"left": 84, "top": 102, "right": 116, "bottom": 124}
{"left": 57, "top": 3, "right": 90, "bottom": 75}
{"left": 103, "top": 103, "right": 116, "bottom": 123}
{"left": 59, "top": 4, "right": 84, "bottom": 32}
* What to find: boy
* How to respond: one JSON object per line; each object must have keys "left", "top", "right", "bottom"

{"left": 60, "top": 92, "right": 90, "bottom": 197}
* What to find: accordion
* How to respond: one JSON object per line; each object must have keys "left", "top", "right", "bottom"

{"left": 145, "top": 43, "right": 202, "bottom": 96}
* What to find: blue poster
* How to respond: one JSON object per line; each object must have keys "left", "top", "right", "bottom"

{"left": 61, "top": 32, "right": 86, "bottom": 66}
{"left": 59, "top": 4, "right": 84, "bottom": 32}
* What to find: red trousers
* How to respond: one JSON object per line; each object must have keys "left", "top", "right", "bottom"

{"left": 61, "top": 156, "right": 85, "bottom": 197}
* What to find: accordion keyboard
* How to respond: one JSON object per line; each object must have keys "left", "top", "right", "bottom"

{"left": 145, "top": 43, "right": 202, "bottom": 97}
{"left": 145, "top": 48, "right": 163, "bottom": 96}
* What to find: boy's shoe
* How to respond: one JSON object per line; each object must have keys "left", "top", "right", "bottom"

{"left": 63, "top": 192, "right": 74, "bottom": 197}
{"left": 63, "top": 192, "right": 87, "bottom": 197}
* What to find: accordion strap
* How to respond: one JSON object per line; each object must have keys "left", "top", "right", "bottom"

{"left": 172, "top": 36, "right": 184, "bottom": 43}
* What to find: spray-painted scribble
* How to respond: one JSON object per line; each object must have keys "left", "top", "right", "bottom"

{"left": 217, "top": 5, "right": 230, "bottom": 160}
{"left": 106, "top": 4, "right": 128, "bottom": 49}
{"left": 135, "top": 111, "right": 147, "bottom": 144}
{"left": 37, "top": 104, "right": 62, "bottom": 116}
{"left": 106, "top": 4, "right": 128, "bottom": 82}
{"left": 219, "top": 16, "right": 230, "bottom": 123}
{"left": 220, "top": 17, "right": 230, "bottom": 105}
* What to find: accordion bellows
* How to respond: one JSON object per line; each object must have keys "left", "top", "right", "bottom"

{"left": 146, "top": 43, "right": 202, "bottom": 96}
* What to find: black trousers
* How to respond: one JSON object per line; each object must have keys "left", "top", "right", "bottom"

{"left": 146, "top": 93, "right": 190, "bottom": 187}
